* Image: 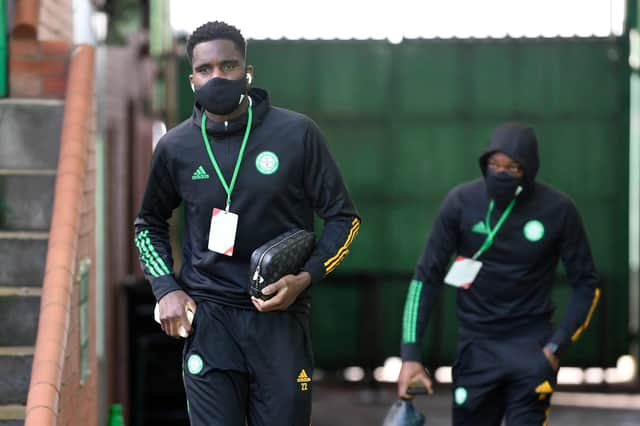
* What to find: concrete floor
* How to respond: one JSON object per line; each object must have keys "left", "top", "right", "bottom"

{"left": 312, "top": 383, "right": 640, "bottom": 426}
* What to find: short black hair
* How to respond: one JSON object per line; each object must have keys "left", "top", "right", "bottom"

{"left": 186, "top": 21, "right": 247, "bottom": 62}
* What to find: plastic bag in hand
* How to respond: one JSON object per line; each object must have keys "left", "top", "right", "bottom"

{"left": 382, "top": 400, "right": 426, "bottom": 426}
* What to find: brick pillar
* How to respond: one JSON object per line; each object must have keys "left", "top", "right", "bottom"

{"left": 9, "top": 37, "right": 71, "bottom": 98}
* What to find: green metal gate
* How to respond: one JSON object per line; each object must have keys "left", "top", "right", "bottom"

{"left": 177, "top": 37, "right": 629, "bottom": 368}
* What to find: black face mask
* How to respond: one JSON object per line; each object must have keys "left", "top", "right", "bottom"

{"left": 194, "top": 77, "right": 247, "bottom": 115}
{"left": 485, "top": 171, "right": 522, "bottom": 203}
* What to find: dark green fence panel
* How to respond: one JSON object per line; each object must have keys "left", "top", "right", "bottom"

{"left": 176, "top": 38, "right": 629, "bottom": 368}
{"left": 310, "top": 283, "right": 361, "bottom": 368}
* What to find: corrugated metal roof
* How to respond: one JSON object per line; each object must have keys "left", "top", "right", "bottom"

{"left": 170, "top": 0, "right": 626, "bottom": 40}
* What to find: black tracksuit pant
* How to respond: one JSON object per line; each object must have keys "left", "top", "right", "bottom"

{"left": 452, "top": 325, "right": 558, "bottom": 425}
{"left": 182, "top": 301, "right": 313, "bottom": 426}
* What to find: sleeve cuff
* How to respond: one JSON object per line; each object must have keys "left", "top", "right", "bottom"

{"left": 549, "top": 328, "right": 571, "bottom": 356}
{"left": 150, "top": 274, "right": 182, "bottom": 301}
{"left": 401, "top": 343, "right": 423, "bottom": 362}
{"left": 302, "top": 259, "right": 326, "bottom": 284}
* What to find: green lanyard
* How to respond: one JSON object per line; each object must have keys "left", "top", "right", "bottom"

{"left": 472, "top": 198, "right": 517, "bottom": 260}
{"left": 200, "top": 103, "right": 253, "bottom": 211}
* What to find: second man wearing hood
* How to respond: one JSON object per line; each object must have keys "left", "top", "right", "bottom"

{"left": 396, "top": 122, "right": 601, "bottom": 425}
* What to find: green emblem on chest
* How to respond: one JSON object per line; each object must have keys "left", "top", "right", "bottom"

{"left": 523, "top": 220, "right": 545, "bottom": 242}
{"left": 255, "top": 151, "right": 279, "bottom": 175}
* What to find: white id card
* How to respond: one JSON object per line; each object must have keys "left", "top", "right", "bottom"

{"left": 444, "top": 256, "right": 482, "bottom": 289}
{"left": 208, "top": 208, "right": 238, "bottom": 256}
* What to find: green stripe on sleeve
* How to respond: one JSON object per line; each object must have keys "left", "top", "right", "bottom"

{"left": 140, "top": 230, "right": 171, "bottom": 275}
{"left": 402, "top": 282, "right": 416, "bottom": 342}
{"left": 135, "top": 230, "right": 171, "bottom": 277}
{"left": 402, "top": 280, "right": 423, "bottom": 343}
{"left": 136, "top": 232, "right": 162, "bottom": 277}
{"left": 409, "top": 280, "right": 422, "bottom": 342}
{"left": 134, "top": 233, "right": 160, "bottom": 277}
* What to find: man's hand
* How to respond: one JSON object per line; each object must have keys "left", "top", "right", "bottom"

{"left": 251, "top": 272, "right": 311, "bottom": 312}
{"left": 158, "top": 290, "right": 196, "bottom": 338}
{"left": 542, "top": 346, "right": 560, "bottom": 371}
{"left": 397, "top": 361, "right": 433, "bottom": 400}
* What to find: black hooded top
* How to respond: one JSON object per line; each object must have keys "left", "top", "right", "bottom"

{"left": 134, "top": 88, "right": 360, "bottom": 312}
{"left": 401, "top": 123, "right": 600, "bottom": 361}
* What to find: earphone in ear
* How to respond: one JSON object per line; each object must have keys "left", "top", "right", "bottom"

{"left": 246, "top": 74, "right": 253, "bottom": 85}
{"left": 190, "top": 82, "right": 195, "bottom": 92}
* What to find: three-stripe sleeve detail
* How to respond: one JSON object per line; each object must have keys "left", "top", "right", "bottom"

{"left": 135, "top": 229, "right": 171, "bottom": 278}
{"left": 402, "top": 280, "right": 423, "bottom": 343}
{"left": 324, "top": 217, "right": 360, "bottom": 274}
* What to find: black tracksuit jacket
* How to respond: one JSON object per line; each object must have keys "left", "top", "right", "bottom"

{"left": 134, "top": 89, "right": 360, "bottom": 312}
{"left": 401, "top": 126, "right": 600, "bottom": 361}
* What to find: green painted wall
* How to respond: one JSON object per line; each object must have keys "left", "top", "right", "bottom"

{"left": 177, "top": 38, "right": 629, "bottom": 368}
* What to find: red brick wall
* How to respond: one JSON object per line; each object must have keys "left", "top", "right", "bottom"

{"left": 57, "top": 104, "right": 98, "bottom": 426}
{"left": 39, "top": 0, "right": 74, "bottom": 41}
{"left": 9, "top": 37, "right": 71, "bottom": 98}
{"left": 9, "top": 0, "right": 75, "bottom": 98}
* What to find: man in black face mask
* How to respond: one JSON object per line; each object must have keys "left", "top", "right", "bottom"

{"left": 395, "top": 123, "right": 600, "bottom": 425}
{"left": 134, "top": 21, "right": 360, "bottom": 425}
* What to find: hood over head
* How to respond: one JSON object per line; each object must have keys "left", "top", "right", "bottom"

{"left": 479, "top": 122, "right": 540, "bottom": 191}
